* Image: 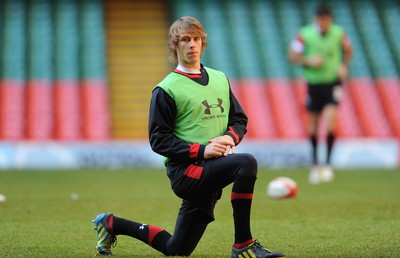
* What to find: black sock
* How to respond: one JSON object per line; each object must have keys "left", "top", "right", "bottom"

{"left": 112, "top": 215, "right": 171, "bottom": 254}
{"left": 231, "top": 176, "right": 256, "bottom": 244}
{"left": 310, "top": 134, "right": 318, "bottom": 165}
{"left": 327, "top": 132, "right": 335, "bottom": 164}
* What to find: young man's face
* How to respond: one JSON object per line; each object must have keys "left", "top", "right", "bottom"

{"left": 176, "top": 33, "right": 202, "bottom": 69}
{"left": 316, "top": 15, "right": 332, "bottom": 34}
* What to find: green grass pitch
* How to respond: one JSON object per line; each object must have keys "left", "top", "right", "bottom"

{"left": 0, "top": 168, "right": 399, "bottom": 257}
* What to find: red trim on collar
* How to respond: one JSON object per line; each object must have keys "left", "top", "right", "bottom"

{"left": 174, "top": 69, "right": 202, "bottom": 79}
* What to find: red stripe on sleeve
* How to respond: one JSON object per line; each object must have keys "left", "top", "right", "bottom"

{"left": 296, "top": 34, "right": 304, "bottom": 44}
{"left": 189, "top": 143, "right": 200, "bottom": 159}
{"left": 228, "top": 127, "right": 239, "bottom": 144}
{"left": 231, "top": 192, "right": 254, "bottom": 200}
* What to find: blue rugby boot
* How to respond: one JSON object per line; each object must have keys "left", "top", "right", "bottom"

{"left": 92, "top": 213, "right": 117, "bottom": 256}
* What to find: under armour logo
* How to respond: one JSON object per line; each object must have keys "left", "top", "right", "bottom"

{"left": 139, "top": 224, "right": 147, "bottom": 230}
{"left": 202, "top": 98, "right": 224, "bottom": 115}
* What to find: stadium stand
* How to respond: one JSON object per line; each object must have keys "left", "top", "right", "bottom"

{"left": 0, "top": 0, "right": 109, "bottom": 140}
{"left": 331, "top": 0, "right": 372, "bottom": 77}
{"left": 274, "top": 0, "right": 304, "bottom": 79}
{"left": 267, "top": 79, "right": 305, "bottom": 138}
{"left": 252, "top": 0, "right": 291, "bottom": 78}
{"left": 26, "top": 0, "right": 53, "bottom": 139}
{"left": 348, "top": 78, "right": 393, "bottom": 138}
{"left": 225, "top": 0, "right": 264, "bottom": 79}
{"left": 351, "top": 0, "right": 398, "bottom": 78}
{"left": 292, "top": 79, "right": 309, "bottom": 132}
{"left": 105, "top": 0, "right": 169, "bottom": 139}
{"left": 236, "top": 79, "right": 276, "bottom": 139}
{"left": 376, "top": 0, "right": 400, "bottom": 76}
{"left": 80, "top": 0, "right": 110, "bottom": 140}
{"left": 335, "top": 83, "right": 363, "bottom": 138}
{"left": 200, "top": 0, "right": 237, "bottom": 78}
{"left": 0, "top": 0, "right": 25, "bottom": 139}
{"left": 0, "top": 0, "right": 399, "bottom": 141}
{"left": 376, "top": 78, "right": 400, "bottom": 138}
{"left": 104, "top": 0, "right": 396, "bottom": 139}
{"left": 53, "top": 0, "right": 81, "bottom": 140}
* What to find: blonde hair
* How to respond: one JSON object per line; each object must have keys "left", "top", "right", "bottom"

{"left": 167, "top": 16, "right": 208, "bottom": 63}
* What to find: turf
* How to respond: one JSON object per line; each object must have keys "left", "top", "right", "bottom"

{"left": 0, "top": 168, "right": 399, "bottom": 257}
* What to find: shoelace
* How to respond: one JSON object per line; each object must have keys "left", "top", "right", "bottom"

{"left": 253, "top": 240, "right": 272, "bottom": 253}
{"left": 110, "top": 235, "right": 117, "bottom": 248}
{"left": 93, "top": 224, "right": 118, "bottom": 248}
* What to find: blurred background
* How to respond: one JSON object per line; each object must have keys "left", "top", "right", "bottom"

{"left": 0, "top": 0, "right": 399, "bottom": 169}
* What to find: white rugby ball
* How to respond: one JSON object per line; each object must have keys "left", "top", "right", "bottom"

{"left": 267, "top": 177, "right": 298, "bottom": 199}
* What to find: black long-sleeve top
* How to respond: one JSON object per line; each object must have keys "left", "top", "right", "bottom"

{"left": 148, "top": 66, "right": 248, "bottom": 164}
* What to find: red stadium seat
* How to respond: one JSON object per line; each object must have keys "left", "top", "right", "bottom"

{"left": 336, "top": 82, "right": 364, "bottom": 138}
{"left": 26, "top": 80, "right": 53, "bottom": 140}
{"left": 235, "top": 79, "right": 277, "bottom": 139}
{"left": 267, "top": 78, "right": 306, "bottom": 139}
{"left": 348, "top": 78, "right": 393, "bottom": 138}
{"left": 376, "top": 78, "right": 400, "bottom": 138}
{"left": 292, "top": 78, "right": 309, "bottom": 135}
{"left": 0, "top": 81, "right": 25, "bottom": 140}
{"left": 229, "top": 80, "right": 242, "bottom": 103}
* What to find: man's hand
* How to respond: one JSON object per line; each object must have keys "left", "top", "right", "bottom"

{"left": 288, "top": 48, "right": 324, "bottom": 68}
{"left": 338, "top": 64, "right": 348, "bottom": 81}
{"left": 204, "top": 135, "right": 236, "bottom": 159}
{"left": 306, "top": 55, "right": 324, "bottom": 68}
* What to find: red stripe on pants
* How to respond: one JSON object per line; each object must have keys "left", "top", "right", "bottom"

{"left": 184, "top": 164, "right": 203, "bottom": 180}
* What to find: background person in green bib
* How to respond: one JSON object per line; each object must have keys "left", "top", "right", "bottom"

{"left": 288, "top": 3, "right": 353, "bottom": 184}
{"left": 92, "top": 16, "right": 285, "bottom": 258}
